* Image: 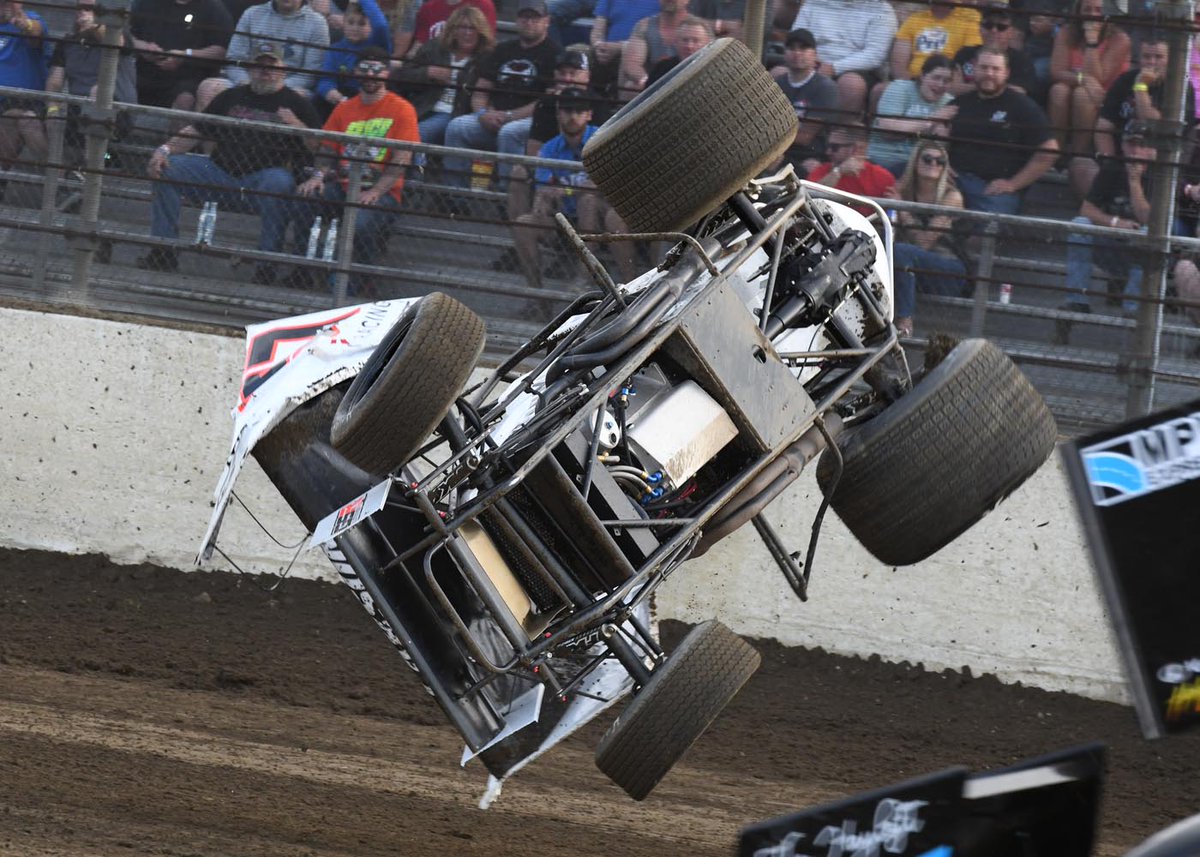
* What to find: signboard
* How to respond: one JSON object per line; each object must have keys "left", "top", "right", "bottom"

{"left": 1062, "top": 398, "right": 1200, "bottom": 738}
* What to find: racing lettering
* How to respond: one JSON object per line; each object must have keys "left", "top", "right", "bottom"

{"left": 240, "top": 308, "right": 360, "bottom": 407}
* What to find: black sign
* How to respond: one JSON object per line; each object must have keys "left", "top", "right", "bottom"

{"left": 1062, "top": 398, "right": 1200, "bottom": 738}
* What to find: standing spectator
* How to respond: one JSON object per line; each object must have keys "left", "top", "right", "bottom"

{"left": 197, "top": 0, "right": 330, "bottom": 111}
{"left": 391, "top": 4, "right": 492, "bottom": 144}
{"left": 408, "top": 0, "right": 496, "bottom": 51}
{"left": 806, "top": 123, "right": 896, "bottom": 211}
{"left": 790, "top": 0, "right": 897, "bottom": 119}
{"left": 0, "top": 0, "right": 49, "bottom": 179}
{"left": 296, "top": 46, "right": 418, "bottom": 291}
{"left": 442, "top": 0, "right": 558, "bottom": 187}
{"left": 890, "top": 140, "right": 966, "bottom": 337}
{"left": 884, "top": 0, "right": 979, "bottom": 98}
{"left": 869, "top": 54, "right": 952, "bottom": 176}
{"left": 773, "top": 26, "right": 838, "bottom": 178}
{"left": 589, "top": 0, "right": 657, "bottom": 97}
{"left": 130, "top": 0, "right": 233, "bottom": 112}
{"left": 939, "top": 47, "right": 1058, "bottom": 214}
{"left": 1060, "top": 119, "right": 1153, "bottom": 314}
{"left": 139, "top": 43, "right": 322, "bottom": 280}
{"left": 645, "top": 14, "right": 710, "bottom": 83}
{"left": 1046, "top": 0, "right": 1129, "bottom": 157}
{"left": 618, "top": 0, "right": 690, "bottom": 101}
{"left": 512, "top": 87, "right": 636, "bottom": 291}
{"left": 315, "top": 0, "right": 392, "bottom": 117}
{"left": 950, "top": 4, "right": 1038, "bottom": 98}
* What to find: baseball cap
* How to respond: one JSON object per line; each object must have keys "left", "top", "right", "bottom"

{"left": 784, "top": 28, "right": 817, "bottom": 49}
{"left": 556, "top": 48, "right": 589, "bottom": 71}
{"left": 254, "top": 41, "right": 285, "bottom": 62}
{"left": 518, "top": 0, "right": 548, "bottom": 15}
{"left": 556, "top": 86, "right": 590, "bottom": 111}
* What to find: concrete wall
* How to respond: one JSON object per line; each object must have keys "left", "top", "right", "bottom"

{"left": 0, "top": 306, "right": 1126, "bottom": 703}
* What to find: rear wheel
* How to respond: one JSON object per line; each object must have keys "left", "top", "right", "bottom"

{"left": 595, "top": 620, "right": 760, "bottom": 800}
{"left": 330, "top": 292, "right": 486, "bottom": 475}
{"left": 816, "top": 338, "right": 1057, "bottom": 566}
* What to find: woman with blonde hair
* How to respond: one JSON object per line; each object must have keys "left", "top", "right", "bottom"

{"left": 890, "top": 140, "right": 967, "bottom": 337}
{"left": 391, "top": 4, "right": 494, "bottom": 144}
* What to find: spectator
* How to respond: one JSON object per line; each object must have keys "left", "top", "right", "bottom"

{"left": 0, "top": 0, "right": 49, "bottom": 179}
{"left": 499, "top": 47, "right": 591, "bottom": 170}
{"left": 589, "top": 0, "right": 657, "bottom": 97}
{"left": 139, "top": 43, "right": 322, "bottom": 281}
{"left": 939, "top": 46, "right": 1058, "bottom": 214}
{"left": 512, "top": 87, "right": 636, "bottom": 291}
{"left": 197, "top": 0, "right": 330, "bottom": 111}
{"left": 1047, "top": 0, "right": 1129, "bottom": 157}
{"left": 878, "top": 0, "right": 979, "bottom": 113}
{"left": 1060, "top": 118, "right": 1153, "bottom": 315}
{"left": 315, "top": 0, "right": 392, "bottom": 116}
{"left": 772, "top": 27, "right": 837, "bottom": 177}
{"left": 646, "top": 14, "right": 710, "bottom": 84}
{"left": 442, "top": 0, "right": 559, "bottom": 187}
{"left": 295, "top": 47, "right": 418, "bottom": 291}
{"left": 391, "top": 4, "right": 492, "bottom": 144}
{"left": 1172, "top": 147, "right": 1200, "bottom": 327}
{"left": 890, "top": 140, "right": 966, "bottom": 337}
{"left": 950, "top": 4, "right": 1038, "bottom": 98}
{"left": 869, "top": 54, "right": 952, "bottom": 177}
{"left": 407, "top": 0, "right": 496, "bottom": 53}
{"left": 618, "top": 0, "right": 690, "bottom": 101}
{"left": 130, "top": 0, "right": 233, "bottom": 112}
{"left": 806, "top": 122, "right": 896, "bottom": 212}
{"left": 790, "top": 0, "right": 897, "bottom": 119}
{"left": 1019, "top": 0, "right": 1066, "bottom": 100}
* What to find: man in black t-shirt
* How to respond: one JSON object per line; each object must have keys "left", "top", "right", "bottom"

{"left": 938, "top": 46, "right": 1058, "bottom": 214}
{"left": 130, "top": 0, "right": 233, "bottom": 111}
{"left": 139, "top": 43, "right": 321, "bottom": 281}
{"left": 443, "top": 0, "right": 560, "bottom": 188}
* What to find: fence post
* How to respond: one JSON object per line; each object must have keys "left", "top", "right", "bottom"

{"left": 1125, "top": 0, "right": 1194, "bottom": 417}
{"left": 68, "top": 0, "right": 128, "bottom": 303}
{"left": 33, "top": 97, "right": 68, "bottom": 294}
{"left": 331, "top": 158, "right": 364, "bottom": 305}
{"left": 968, "top": 221, "right": 998, "bottom": 337}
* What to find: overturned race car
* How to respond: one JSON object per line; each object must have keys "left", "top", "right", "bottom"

{"left": 198, "top": 39, "right": 1058, "bottom": 804}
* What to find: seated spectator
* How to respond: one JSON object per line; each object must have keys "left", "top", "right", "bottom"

{"left": 590, "top": 0, "right": 658, "bottom": 98}
{"left": 873, "top": 0, "right": 978, "bottom": 113}
{"left": 1047, "top": 0, "right": 1129, "bottom": 157}
{"left": 950, "top": 4, "right": 1038, "bottom": 99}
{"left": 315, "top": 0, "right": 392, "bottom": 117}
{"left": 0, "top": 0, "right": 49, "bottom": 182}
{"left": 1070, "top": 32, "right": 1195, "bottom": 197}
{"left": 939, "top": 46, "right": 1058, "bottom": 214}
{"left": 774, "top": 27, "right": 838, "bottom": 178}
{"left": 646, "top": 14, "right": 711, "bottom": 84}
{"left": 869, "top": 54, "right": 952, "bottom": 177}
{"left": 618, "top": 0, "right": 690, "bottom": 101}
{"left": 1061, "top": 119, "right": 1154, "bottom": 315}
{"left": 130, "top": 0, "right": 233, "bottom": 113}
{"left": 889, "top": 140, "right": 966, "bottom": 337}
{"left": 196, "top": 0, "right": 330, "bottom": 112}
{"left": 139, "top": 43, "right": 322, "bottom": 281}
{"left": 806, "top": 122, "right": 896, "bottom": 212}
{"left": 442, "top": 0, "right": 559, "bottom": 187}
{"left": 295, "top": 47, "right": 418, "bottom": 292}
{"left": 404, "top": 0, "right": 496, "bottom": 55}
{"left": 512, "top": 87, "right": 637, "bottom": 292}
{"left": 498, "top": 47, "right": 591, "bottom": 170}
{"left": 789, "top": 0, "right": 897, "bottom": 119}
{"left": 391, "top": 4, "right": 492, "bottom": 144}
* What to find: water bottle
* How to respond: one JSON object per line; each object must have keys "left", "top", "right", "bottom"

{"left": 194, "top": 201, "right": 209, "bottom": 244}
{"left": 306, "top": 216, "right": 323, "bottom": 259}
{"left": 322, "top": 217, "right": 338, "bottom": 262}
{"left": 204, "top": 201, "right": 218, "bottom": 244}
{"left": 999, "top": 282, "right": 1013, "bottom": 305}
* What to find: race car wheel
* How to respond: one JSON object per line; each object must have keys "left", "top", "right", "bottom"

{"left": 816, "top": 338, "right": 1057, "bottom": 567}
{"left": 582, "top": 38, "right": 796, "bottom": 234}
{"left": 331, "top": 292, "right": 485, "bottom": 475}
{"left": 595, "top": 620, "right": 760, "bottom": 800}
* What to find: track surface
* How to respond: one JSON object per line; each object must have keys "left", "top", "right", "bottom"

{"left": 2, "top": 548, "right": 1199, "bottom": 856}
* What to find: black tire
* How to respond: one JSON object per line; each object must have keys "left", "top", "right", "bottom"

{"left": 582, "top": 38, "right": 796, "bottom": 234}
{"left": 595, "top": 620, "right": 760, "bottom": 800}
{"left": 330, "top": 292, "right": 485, "bottom": 475}
{"left": 816, "top": 338, "right": 1057, "bottom": 566}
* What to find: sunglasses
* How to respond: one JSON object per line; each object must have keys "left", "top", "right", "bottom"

{"left": 920, "top": 154, "right": 947, "bottom": 166}
{"left": 356, "top": 61, "right": 388, "bottom": 74}
{"left": 982, "top": 20, "right": 1010, "bottom": 30}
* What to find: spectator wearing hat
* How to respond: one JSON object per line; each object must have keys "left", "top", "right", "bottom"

{"left": 512, "top": 87, "right": 637, "bottom": 293}
{"left": 950, "top": 5, "right": 1038, "bottom": 99}
{"left": 1060, "top": 119, "right": 1154, "bottom": 315}
{"left": 645, "top": 14, "right": 711, "bottom": 84}
{"left": 139, "top": 42, "right": 321, "bottom": 280}
{"left": 196, "top": 0, "right": 330, "bottom": 112}
{"left": 773, "top": 27, "right": 838, "bottom": 177}
{"left": 0, "top": 0, "right": 49, "bottom": 181}
{"left": 130, "top": 0, "right": 233, "bottom": 113}
{"left": 873, "top": 0, "right": 979, "bottom": 113}
{"left": 806, "top": 123, "right": 896, "bottom": 213}
{"left": 619, "top": 0, "right": 692, "bottom": 101}
{"left": 442, "top": 0, "right": 560, "bottom": 187}
{"left": 589, "top": 0, "right": 658, "bottom": 97}
{"left": 789, "top": 0, "right": 897, "bottom": 119}
{"left": 499, "top": 46, "right": 592, "bottom": 166}
{"left": 314, "top": 0, "right": 391, "bottom": 117}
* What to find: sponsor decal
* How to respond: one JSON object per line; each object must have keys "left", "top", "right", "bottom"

{"left": 752, "top": 798, "right": 941, "bottom": 857}
{"left": 1080, "top": 410, "right": 1200, "bottom": 505}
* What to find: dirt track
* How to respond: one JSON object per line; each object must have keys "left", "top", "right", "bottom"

{"left": 2, "top": 548, "right": 1199, "bottom": 856}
